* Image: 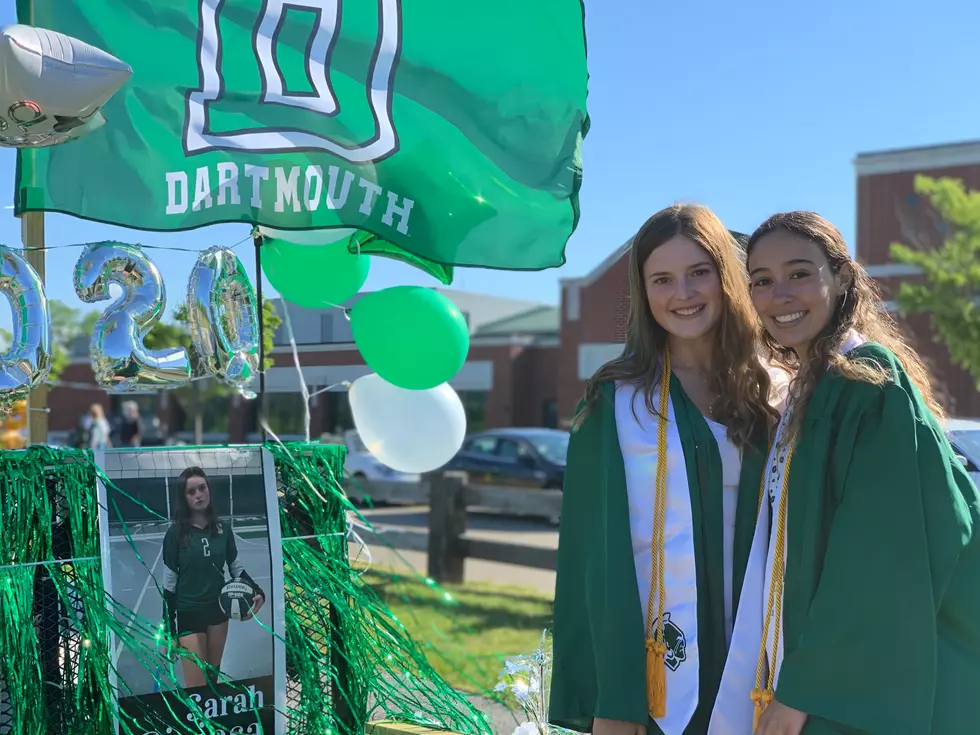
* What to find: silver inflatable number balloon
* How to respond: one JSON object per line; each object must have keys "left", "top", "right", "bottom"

{"left": 73, "top": 242, "right": 191, "bottom": 391}
{"left": 0, "top": 246, "right": 51, "bottom": 409}
{"left": 0, "top": 25, "right": 131, "bottom": 149}
{"left": 186, "top": 247, "right": 260, "bottom": 397}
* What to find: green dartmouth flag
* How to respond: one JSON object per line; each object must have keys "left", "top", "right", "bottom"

{"left": 15, "top": 0, "right": 589, "bottom": 273}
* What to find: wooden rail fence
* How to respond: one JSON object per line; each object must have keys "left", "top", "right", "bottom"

{"left": 344, "top": 472, "right": 562, "bottom": 584}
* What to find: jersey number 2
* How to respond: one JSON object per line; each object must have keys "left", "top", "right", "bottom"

{"left": 201, "top": 538, "right": 211, "bottom": 557}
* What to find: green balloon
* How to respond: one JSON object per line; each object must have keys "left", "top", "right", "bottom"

{"left": 351, "top": 286, "right": 470, "bottom": 390}
{"left": 262, "top": 237, "right": 370, "bottom": 308}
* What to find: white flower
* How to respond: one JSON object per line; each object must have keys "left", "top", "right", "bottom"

{"left": 511, "top": 722, "right": 541, "bottom": 735}
{"left": 511, "top": 679, "right": 531, "bottom": 701}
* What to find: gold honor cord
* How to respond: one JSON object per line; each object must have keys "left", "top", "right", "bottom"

{"left": 645, "top": 349, "right": 672, "bottom": 719}
{"left": 750, "top": 440, "right": 795, "bottom": 729}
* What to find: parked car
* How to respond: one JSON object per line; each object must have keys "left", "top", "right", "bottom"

{"left": 947, "top": 419, "right": 980, "bottom": 486}
{"left": 338, "top": 430, "right": 421, "bottom": 486}
{"left": 445, "top": 428, "right": 569, "bottom": 490}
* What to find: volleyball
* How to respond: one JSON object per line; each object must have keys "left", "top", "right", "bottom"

{"left": 218, "top": 579, "right": 256, "bottom": 621}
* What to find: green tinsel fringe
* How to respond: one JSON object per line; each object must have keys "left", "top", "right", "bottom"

{"left": 0, "top": 443, "right": 492, "bottom": 735}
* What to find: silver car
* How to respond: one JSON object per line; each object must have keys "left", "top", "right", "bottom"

{"left": 947, "top": 419, "right": 980, "bottom": 486}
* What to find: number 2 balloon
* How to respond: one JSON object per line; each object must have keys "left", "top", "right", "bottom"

{"left": 0, "top": 24, "right": 131, "bottom": 149}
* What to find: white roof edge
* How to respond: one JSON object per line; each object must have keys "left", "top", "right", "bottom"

{"left": 854, "top": 139, "right": 980, "bottom": 177}
{"left": 578, "top": 239, "right": 632, "bottom": 288}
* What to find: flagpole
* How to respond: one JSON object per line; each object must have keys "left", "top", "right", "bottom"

{"left": 254, "top": 233, "right": 267, "bottom": 439}
{"left": 20, "top": 213, "right": 48, "bottom": 445}
{"left": 20, "top": 0, "right": 47, "bottom": 446}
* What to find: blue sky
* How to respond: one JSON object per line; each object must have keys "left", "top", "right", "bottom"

{"left": 0, "top": 0, "right": 979, "bottom": 319}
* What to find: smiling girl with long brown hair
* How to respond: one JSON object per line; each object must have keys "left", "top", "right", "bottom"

{"left": 745, "top": 211, "right": 980, "bottom": 735}
{"left": 550, "top": 204, "right": 786, "bottom": 735}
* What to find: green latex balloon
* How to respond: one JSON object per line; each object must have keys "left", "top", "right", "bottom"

{"left": 262, "top": 237, "right": 370, "bottom": 308}
{"left": 351, "top": 286, "right": 470, "bottom": 390}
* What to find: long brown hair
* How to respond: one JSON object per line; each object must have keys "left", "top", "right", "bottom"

{"left": 746, "top": 211, "right": 944, "bottom": 434}
{"left": 575, "top": 204, "right": 777, "bottom": 448}
{"left": 174, "top": 466, "right": 221, "bottom": 548}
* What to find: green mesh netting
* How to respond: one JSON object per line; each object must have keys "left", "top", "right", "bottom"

{"left": 0, "top": 443, "right": 491, "bottom": 735}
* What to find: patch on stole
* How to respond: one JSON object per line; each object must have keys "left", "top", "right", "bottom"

{"left": 662, "top": 612, "right": 688, "bottom": 671}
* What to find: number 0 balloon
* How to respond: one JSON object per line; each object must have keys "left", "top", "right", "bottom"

{"left": 187, "top": 247, "right": 260, "bottom": 397}
{"left": 0, "top": 246, "right": 51, "bottom": 409}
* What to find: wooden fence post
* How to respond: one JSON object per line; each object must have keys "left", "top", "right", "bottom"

{"left": 426, "top": 472, "right": 467, "bottom": 584}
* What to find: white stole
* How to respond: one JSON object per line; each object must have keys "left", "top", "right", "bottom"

{"left": 707, "top": 362, "right": 792, "bottom": 733}
{"left": 616, "top": 382, "right": 699, "bottom": 735}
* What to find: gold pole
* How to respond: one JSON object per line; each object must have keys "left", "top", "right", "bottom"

{"left": 20, "top": 211, "right": 48, "bottom": 445}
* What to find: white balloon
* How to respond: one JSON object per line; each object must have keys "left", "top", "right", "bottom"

{"left": 0, "top": 24, "right": 132, "bottom": 149}
{"left": 349, "top": 373, "right": 467, "bottom": 474}
{"left": 257, "top": 226, "right": 356, "bottom": 246}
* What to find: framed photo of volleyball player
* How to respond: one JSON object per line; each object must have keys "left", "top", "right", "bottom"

{"left": 95, "top": 446, "right": 286, "bottom": 735}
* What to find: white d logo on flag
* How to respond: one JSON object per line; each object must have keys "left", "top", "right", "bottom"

{"left": 184, "top": 0, "right": 401, "bottom": 162}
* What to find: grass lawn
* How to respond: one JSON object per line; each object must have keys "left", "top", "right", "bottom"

{"left": 358, "top": 567, "right": 554, "bottom": 694}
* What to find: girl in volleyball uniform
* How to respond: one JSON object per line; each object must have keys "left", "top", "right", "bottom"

{"left": 161, "top": 466, "right": 265, "bottom": 688}
{"left": 162, "top": 521, "right": 263, "bottom": 638}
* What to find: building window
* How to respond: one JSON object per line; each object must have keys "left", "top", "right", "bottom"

{"left": 201, "top": 392, "right": 230, "bottom": 435}
{"left": 325, "top": 391, "right": 355, "bottom": 435}
{"left": 541, "top": 399, "right": 558, "bottom": 428}
{"left": 458, "top": 391, "right": 487, "bottom": 432}
{"left": 250, "top": 393, "right": 308, "bottom": 437}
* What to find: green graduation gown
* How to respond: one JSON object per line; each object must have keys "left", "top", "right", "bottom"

{"left": 549, "top": 377, "right": 768, "bottom": 733}
{"left": 773, "top": 343, "right": 980, "bottom": 734}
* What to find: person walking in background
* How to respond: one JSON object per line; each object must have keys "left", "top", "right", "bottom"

{"left": 85, "top": 403, "right": 112, "bottom": 451}
{"left": 119, "top": 400, "right": 144, "bottom": 447}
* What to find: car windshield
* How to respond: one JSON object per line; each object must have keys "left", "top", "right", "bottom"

{"left": 951, "top": 429, "right": 980, "bottom": 465}
{"left": 530, "top": 432, "right": 570, "bottom": 464}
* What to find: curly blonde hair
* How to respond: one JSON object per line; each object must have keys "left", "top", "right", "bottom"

{"left": 574, "top": 204, "right": 778, "bottom": 449}
{"left": 746, "top": 211, "right": 944, "bottom": 435}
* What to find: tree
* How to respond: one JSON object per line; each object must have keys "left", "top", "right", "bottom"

{"left": 145, "top": 299, "right": 283, "bottom": 444}
{"left": 48, "top": 300, "right": 100, "bottom": 382}
{"left": 891, "top": 175, "right": 980, "bottom": 386}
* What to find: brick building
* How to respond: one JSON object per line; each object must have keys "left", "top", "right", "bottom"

{"left": 855, "top": 140, "right": 980, "bottom": 418}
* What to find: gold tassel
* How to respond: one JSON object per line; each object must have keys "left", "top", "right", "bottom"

{"left": 646, "top": 637, "right": 667, "bottom": 719}
{"left": 750, "top": 687, "right": 772, "bottom": 731}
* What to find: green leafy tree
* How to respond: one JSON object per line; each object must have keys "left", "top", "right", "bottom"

{"left": 145, "top": 299, "right": 282, "bottom": 444}
{"left": 891, "top": 175, "right": 980, "bottom": 386}
{"left": 48, "top": 300, "right": 100, "bottom": 382}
